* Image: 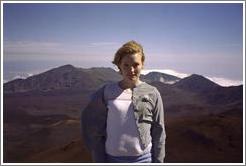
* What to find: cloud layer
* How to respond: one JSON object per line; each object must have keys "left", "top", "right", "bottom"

{"left": 141, "top": 69, "right": 243, "bottom": 87}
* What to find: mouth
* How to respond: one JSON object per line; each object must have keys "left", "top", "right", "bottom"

{"left": 127, "top": 74, "right": 137, "bottom": 79}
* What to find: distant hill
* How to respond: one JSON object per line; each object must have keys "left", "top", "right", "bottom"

{"left": 3, "top": 64, "right": 243, "bottom": 113}
{"left": 140, "top": 71, "right": 181, "bottom": 84}
{"left": 173, "top": 74, "right": 220, "bottom": 93}
{"left": 3, "top": 64, "right": 121, "bottom": 93}
{"left": 173, "top": 74, "right": 243, "bottom": 106}
{"left": 3, "top": 64, "right": 243, "bottom": 163}
{"left": 4, "top": 65, "right": 182, "bottom": 94}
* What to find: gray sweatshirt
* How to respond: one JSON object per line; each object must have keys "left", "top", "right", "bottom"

{"left": 81, "top": 82, "right": 166, "bottom": 163}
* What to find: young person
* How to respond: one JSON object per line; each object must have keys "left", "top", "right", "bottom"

{"left": 81, "top": 40, "right": 166, "bottom": 163}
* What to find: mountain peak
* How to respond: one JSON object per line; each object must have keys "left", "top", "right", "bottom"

{"left": 173, "top": 74, "right": 220, "bottom": 92}
{"left": 42, "top": 64, "right": 76, "bottom": 75}
{"left": 3, "top": 65, "right": 121, "bottom": 93}
{"left": 189, "top": 74, "right": 208, "bottom": 80}
{"left": 140, "top": 71, "right": 181, "bottom": 84}
{"left": 53, "top": 64, "right": 76, "bottom": 71}
{"left": 186, "top": 74, "right": 219, "bottom": 86}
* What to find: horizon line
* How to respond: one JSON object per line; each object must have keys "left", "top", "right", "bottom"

{"left": 3, "top": 64, "right": 243, "bottom": 87}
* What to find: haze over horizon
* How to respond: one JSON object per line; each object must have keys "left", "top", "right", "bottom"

{"left": 2, "top": 2, "right": 244, "bottom": 86}
{"left": 2, "top": 63, "right": 243, "bottom": 87}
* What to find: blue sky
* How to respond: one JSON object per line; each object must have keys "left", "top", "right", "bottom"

{"left": 2, "top": 2, "right": 244, "bottom": 83}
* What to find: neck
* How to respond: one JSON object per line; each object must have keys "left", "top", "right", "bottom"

{"left": 119, "top": 79, "right": 142, "bottom": 90}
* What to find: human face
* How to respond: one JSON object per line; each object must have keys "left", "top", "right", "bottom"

{"left": 118, "top": 53, "right": 144, "bottom": 84}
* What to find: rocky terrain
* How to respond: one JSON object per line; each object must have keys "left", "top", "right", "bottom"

{"left": 3, "top": 64, "right": 243, "bottom": 163}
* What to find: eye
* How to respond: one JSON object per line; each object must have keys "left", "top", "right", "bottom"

{"left": 133, "top": 63, "right": 140, "bottom": 68}
{"left": 124, "top": 63, "right": 129, "bottom": 67}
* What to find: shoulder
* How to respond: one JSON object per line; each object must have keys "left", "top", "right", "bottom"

{"left": 137, "top": 82, "right": 162, "bottom": 102}
{"left": 104, "top": 82, "right": 119, "bottom": 91}
{"left": 93, "top": 82, "right": 117, "bottom": 94}
{"left": 103, "top": 82, "right": 121, "bottom": 101}
{"left": 138, "top": 82, "right": 160, "bottom": 94}
{"left": 104, "top": 82, "right": 120, "bottom": 96}
{"left": 90, "top": 85, "right": 105, "bottom": 101}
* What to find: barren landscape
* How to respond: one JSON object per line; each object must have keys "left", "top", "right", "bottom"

{"left": 3, "top": 65, "right": 243, "bottom": 163}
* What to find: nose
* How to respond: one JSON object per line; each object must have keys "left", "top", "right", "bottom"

{"left": 130, "top": 66, "right": 134, "bottom": 73}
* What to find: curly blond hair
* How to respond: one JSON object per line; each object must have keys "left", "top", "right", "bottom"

{"left": 112, "top": 40, "right": 145, "bottom": 67}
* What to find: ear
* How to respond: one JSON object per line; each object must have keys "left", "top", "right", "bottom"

{"left": 118, "top": 67, "right": 122, "bottom": 75}
{"left": 141, "top": 62, "right": 144, "bottom": 69}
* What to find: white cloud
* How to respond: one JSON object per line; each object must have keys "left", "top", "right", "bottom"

{"left": 141, "top": 69, "right": 190, "bottom": 78}
{"left": 4, "top": 67, "right": 243, "bottom": 87}
{"left": 206, "top": 77, "right": 243, "bottom": 87}
{"left": 141, "top": 69, "right": 243, "bottom": 87}
{"left": 3, "top": 71, "right": 40, "bottom": 83}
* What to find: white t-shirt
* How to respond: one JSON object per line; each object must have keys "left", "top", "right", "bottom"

{"left": 105, "top": 83, "right": 152, "bottom": 156}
